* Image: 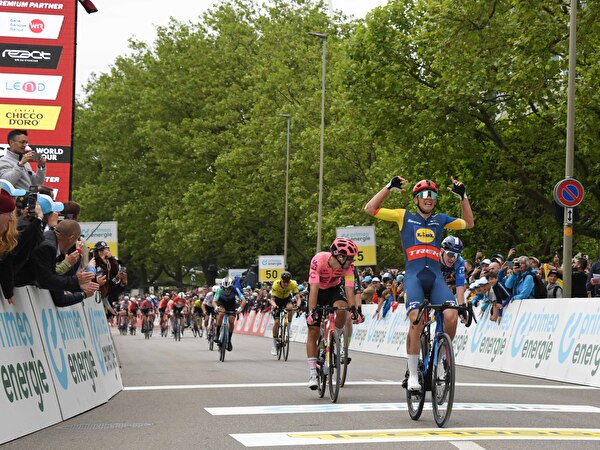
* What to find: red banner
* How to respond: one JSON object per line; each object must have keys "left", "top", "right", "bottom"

{"left": 0, "top": 0, "right": 76, "bottom": 202}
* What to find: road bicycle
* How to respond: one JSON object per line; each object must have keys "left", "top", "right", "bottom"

{"left": 172, "top": 309, "right": 184, "bottom": 342}
{"left": 217, "top": 309, "right": 237, "bottom": 362}
{"left": 275, "top": 306, "right": 297, "bottom": 361}
{"left": 141, "top": 312, "right": 154, "bottom": 340}
{"left": 404, "top": 299, "right": 475, "bottom": 427}
{"left": 339, "top": 324, "right": 350, "bottom": 387}
{"left": 315, "top": 304, "right": 351, "bottom": 403}
{"left": 118, "top": 312, "right": 128, "bottom": 335}
{"left": 192, "top": 313, "right": 203, "bottom": 338}
{"left": 129, "top": 313, "right": 137, "bottom": 335}
{"left": 207, "top": 312, "right": 217, "bottom": 351}
{"left": 160, "top": 312, "right": 169, "bottom": 337}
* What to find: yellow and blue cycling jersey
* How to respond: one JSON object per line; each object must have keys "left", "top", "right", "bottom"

{"left": 270, "top": 279, "right": 299, "bottom": 300}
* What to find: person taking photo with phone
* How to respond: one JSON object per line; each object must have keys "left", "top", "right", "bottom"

{"left": 0, "top": 130, "right": 47, "bottom": 191}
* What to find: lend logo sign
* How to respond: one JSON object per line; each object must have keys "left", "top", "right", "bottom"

{"left": 0, "top": 74, "right": 62, "bottom": 100}
{"left": 0, "top": 104, "right": 61, "bottom": 130}
{"left": 0, "top": 12, "right": 64, "bottom": 40}
{"left": 415, "top": 227, "right": 435, "bottom": 244}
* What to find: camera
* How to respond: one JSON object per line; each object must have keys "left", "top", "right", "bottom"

{"left": 78, "top": 0, "right": 98, "bottom": 14}
{"left": 27, "top": 185, "right": 37, "bottom": 212}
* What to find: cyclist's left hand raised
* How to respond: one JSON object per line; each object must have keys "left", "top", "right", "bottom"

{"left": 448, "top": 176, "right": 467, "bottom": 201}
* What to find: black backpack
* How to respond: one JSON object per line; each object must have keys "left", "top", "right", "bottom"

{"left": 528, "top": 273, "right": 547, "bottom": 299}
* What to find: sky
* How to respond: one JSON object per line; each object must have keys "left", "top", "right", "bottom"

{"left": 75, "top": 0, "right": 388, "bottom": 96}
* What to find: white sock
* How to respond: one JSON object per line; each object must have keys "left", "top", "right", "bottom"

{"left": 408, "top": 354, "right": 419, "bottom": 378}
{"left": 308, "top": 357, "right": 317, "bottom": 377}
{"left": 273, "top": 338, "right": 278, "bottom": 347}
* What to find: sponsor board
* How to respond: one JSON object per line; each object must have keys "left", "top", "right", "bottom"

{"left": 29, "top": 287, "right": 108, "bottom": 419}
{"left": 0, "top": 11, "right": 64, "bottom": 39}
{"left": 258, "top": 255, "right": 285, "bottom": 283}
{"left": 336, "top": 226, "right": 376, "bottom": 266}
{"left": 0, "top": 103, "right": 60, "bottom": 130}
{"left": 0, "top": 43, "right": 62, "bottom": 69}
{"left": 0, "top": 288, "right": 62, "bottom": 444}
{"left": 0, "top": 73, "right": 62, "bottom": 100}
{"left": 79, "top": 221, "right": 119, "bottom": 257}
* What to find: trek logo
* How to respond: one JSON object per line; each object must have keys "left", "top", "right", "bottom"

{"left": 415, "top": 227, "right": 435, "bottom": 244}
{"left": 406, "top": 245, "right": 440, "bottom": 261}
{"left": 0, "top": 73, "right": 62, "bottom": 100}
{"left": 0, "top": 12, "right": 64, "bottom": 40}
{"left": 0, "top": 44, "right": 62, "bottom": 69}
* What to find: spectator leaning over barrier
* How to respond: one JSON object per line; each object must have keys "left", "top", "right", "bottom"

{"left": 0, "top": 129, "right": 47, "bottom": 191}
{"left": 504, "top": 255, "right": 535, "bottom": 300}
{"left": 546, "top": 270, "right": 563, "bottom": 299}
{"left": 37, "top": 194, "right": 63, "bottom": 231}
{"left": 586, "top": 257, "right": 600, "bottom": 297}
{"left": 29, "top": 219, "right": 99, "bottom": 307}
{"left": 0, "top": 188, "right": 19, "bottom": 303}
{"left": 360, "top": 276, "right": 375, "bottom": 304}
{"left": 487, "top": 271, "right": 511, "bottom": 323}
{"left": 571, "top": 257, "right": 589, "bottom": 298}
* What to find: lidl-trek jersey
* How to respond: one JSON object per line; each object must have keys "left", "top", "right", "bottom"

{"left": 374, "top": 208, "right": 467, "bottom": 310}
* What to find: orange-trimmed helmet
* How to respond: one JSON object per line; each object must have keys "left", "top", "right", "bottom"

{"left": 412, "top": 179, "right": 439, "bottom": 197}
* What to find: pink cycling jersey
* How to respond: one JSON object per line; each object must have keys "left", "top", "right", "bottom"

{"left": 308, "top": 252, "right": 355, "bottom": 289}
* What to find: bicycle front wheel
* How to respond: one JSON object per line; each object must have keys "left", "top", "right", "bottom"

{"left": 339, "top": 328, "right": 349, "bottom": 387}
{"left": 317, "top": 332, "right": 327, "bottom": 398}
{"left": 219, "top": 326, "right": 228, "bottom": 362}
{"left": 432, "top": 333, "right": 455, "bottom": 427}
{"left": 283, "top": 320, "right": 291, "bottom": 361}
{"left": 277, "top": 321, "right": 283, "bottom": 361}
{"left": 328, "top": 330, "right": 342, "bottom": 403}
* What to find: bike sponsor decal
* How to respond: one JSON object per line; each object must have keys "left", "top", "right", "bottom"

{"left": 0, "top": 43, "right": 62, "bottom": 69}
{"left": 405, "top": 245, "right": 440, "bottom": 261}
{"left": 415, "top": 227, "right": 435, "bottom": 244}
{"left": 0, "top": 73, "right": 62, "bottom": 100}
{"left": 0, "top": 103, "right": 60, "bottom": 129}
{"left": 0, "top": 12, "right": 64, "bottom": 39}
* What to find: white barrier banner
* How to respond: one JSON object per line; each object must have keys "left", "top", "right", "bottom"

{"left": 82, "top": 296, "right": 122, "bottom": 399}
{"left": 0, "top": 288, "right": 62, "bottom": 443}
{"left": 30, "top": 288, "right": 108, "bottom": 419}
{"left": 503, "top": 299, "right": 600, "bottom": 387}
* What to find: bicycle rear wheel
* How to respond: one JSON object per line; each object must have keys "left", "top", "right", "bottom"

{"left": 277, "top": 320, "right": 283, "bottom": 360}
{"left": 219, "top": 326, "right": 228, "bottom": 362}
{"left": 317, "top": 332, "right": 327, "bottom": 398}
{"left": 283, "top": 320, "right": 291, "bottom": 361}
{"left": 328, "top": 330, "right": 342, "bottom": 403}
{"left": 432, "top": 333, "right": 455, "bottom": 427}
{"left": 339, "top": 328, "right": 349, "bottom": 387}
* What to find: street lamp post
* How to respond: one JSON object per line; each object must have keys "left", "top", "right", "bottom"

{"left": 279, "top": 114, "right": 291, "bottom": 267}
{"left": 309, "top": 32, "right": 327, "bottom": 253}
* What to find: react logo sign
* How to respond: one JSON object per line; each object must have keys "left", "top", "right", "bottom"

{"left": 415, "top": 228, "right": 435, "bottom": 244}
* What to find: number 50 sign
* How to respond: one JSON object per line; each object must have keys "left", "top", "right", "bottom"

{"left": 258, "top": 255, "right": 285, "bottom": 282}
{"left": 336, "top": 226, "right": 377, "bottom": 267}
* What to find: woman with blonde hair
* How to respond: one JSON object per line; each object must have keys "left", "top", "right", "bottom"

{"left": 0, "top": 188, "right": 19, "bottom": 303}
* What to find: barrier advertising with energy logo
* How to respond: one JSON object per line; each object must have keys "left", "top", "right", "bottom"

{"left": 0, "top": 1, "right": 76, "bottom": 202}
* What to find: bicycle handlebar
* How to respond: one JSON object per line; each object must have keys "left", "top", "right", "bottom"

{"left": 413, "top": 300, "right": 476, "bottom": 328}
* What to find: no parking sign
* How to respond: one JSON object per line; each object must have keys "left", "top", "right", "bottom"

{"left": 553, "top": 178, "right": 584, "bottom": 208}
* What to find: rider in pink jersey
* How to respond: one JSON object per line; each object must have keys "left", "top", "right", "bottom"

{"left": 305, "top": 238, "right": 363, "bottom": 390}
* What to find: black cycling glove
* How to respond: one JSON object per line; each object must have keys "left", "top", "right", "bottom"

{"left": 449, "top": 180, "right": 467, "bottom": 201}
{"left": 386, "top": 176, "right": 406, "bottom": 192}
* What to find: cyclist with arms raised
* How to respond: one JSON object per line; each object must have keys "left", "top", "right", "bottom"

{"left": 364, "top": 176, "right": 474, "bottom": 391}
{"left": 269, "top": 271, "right": 301, "bottom": 356}
{"left": 305, "top": 238, "right": 364, "bottom": 390}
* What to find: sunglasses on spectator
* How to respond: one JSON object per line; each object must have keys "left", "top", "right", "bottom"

{"left": 415, "top": 190, "right": 438, "bottom": 200}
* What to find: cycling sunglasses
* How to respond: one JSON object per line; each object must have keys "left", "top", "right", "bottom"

{"left": 415, "top": 190, "right": 438, "bottom": 200}
{"left": 445, "top": 250, "right": 460, "bottom": 259}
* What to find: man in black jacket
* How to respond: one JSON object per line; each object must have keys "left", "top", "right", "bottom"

{"left": 29, "top": 219, "right": 99, "bottom": 306}
{"left": 587, "top": 258, "right": 600, "bottom": 298}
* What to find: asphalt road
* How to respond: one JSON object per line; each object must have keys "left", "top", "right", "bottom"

{"left": 5, "top": 327, "right": 600, "bottom": 449}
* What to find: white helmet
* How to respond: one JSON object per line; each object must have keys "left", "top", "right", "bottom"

{"left": 222, "top": 277, "right": 234, "bottom": 288}
{"left": 212, "top": 285, "right": 219, "bottom": 293}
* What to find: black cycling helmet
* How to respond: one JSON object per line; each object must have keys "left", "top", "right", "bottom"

{"left": 281, "top": 271, "right": 292, "bottom": 281}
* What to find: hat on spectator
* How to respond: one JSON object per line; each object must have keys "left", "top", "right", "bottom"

{"left": 362, "top": 276, "right": 372, "bottom": 283}
{"left": 548, "top": 270, "right": 559, "bottom": 277}
{"left": 478, "top": 276, "right": 489, "bottom": 285}
{"left": 94, "top": 241, "right": 110, "bottom": 251}
{"left": 481, "top": 259, "right": 492, "bottom": 265}
{"left": 396, "top": 274, "right": 404, "bottom": 282}
{"left": 491, "top": 253, "right": 504, "bottom": 261}
{"left": 0, "top": 189, "right": 16, "bottom": 213}
{"left": 372, "top": 277, "right": 381, "bottom": 283}
{"left": 38, "top": 193, "right": 64, "bottom": 215}
{"left": 469, "top": 280, "right": 481, "bottom": 290}
{"left": 0, "top": 179, "right": 26, "bottom": 197}
{"left": 382, "top": 272, "right": 392, "bottom": 281}
{"left": 529, "top": 256, "right": 540, "bottom": 265}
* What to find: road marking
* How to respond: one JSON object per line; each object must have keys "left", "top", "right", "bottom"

{"left": 206, "top": 403, "right": 600, "bottom": 416}
{"left": 123, "top": 381, "right": 598, "bottom": 391}
{"left": 231, "top": 428, "right": 600, "bottom": 447}
{"left": 451, "top": 441, "right": 487, "bottom": 450}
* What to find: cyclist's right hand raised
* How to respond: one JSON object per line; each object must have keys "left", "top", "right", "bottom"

{"left": 306, "top": 307, "right": 319, "bottom": 325}
{"left": 386, "top": 176, "right": 408, "bottom": 192}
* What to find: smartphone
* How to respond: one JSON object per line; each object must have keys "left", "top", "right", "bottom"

{"left": 30, "top": 151, "right": 41, "bottom": 162}
{"left": 27, "top": 186, "right": 37, "bottom": 212}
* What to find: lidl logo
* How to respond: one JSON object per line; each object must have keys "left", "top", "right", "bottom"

{"left": 415, "top": 228, "right": 435, "bottom": 244}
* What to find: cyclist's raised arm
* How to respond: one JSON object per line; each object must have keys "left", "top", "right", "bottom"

{"left": 364, "top": 176, "right": 409, "bottom": 217}
{"left": 448, "top": 177, "right": 474, "bottom": 229}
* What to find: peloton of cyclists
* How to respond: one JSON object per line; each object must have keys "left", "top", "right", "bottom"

{"left": 364, "top": 176, "right": 474, "bottom": 391}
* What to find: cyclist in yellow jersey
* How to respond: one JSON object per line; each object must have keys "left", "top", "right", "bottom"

{"left": 269, "top": 271, "right": 301, "bottom": 356}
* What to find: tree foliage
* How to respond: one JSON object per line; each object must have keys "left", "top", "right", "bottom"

{"left": 73, "top": 0, "right": 600, "bottom": 287}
